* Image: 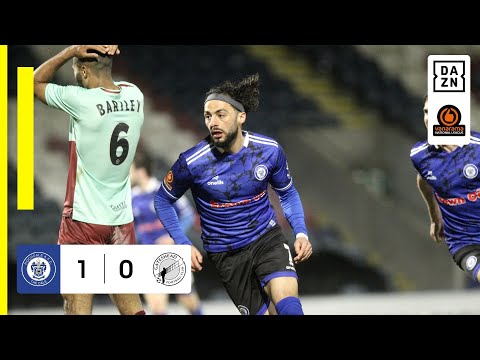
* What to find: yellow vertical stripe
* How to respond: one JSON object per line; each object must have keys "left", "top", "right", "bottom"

{"left": 0, "top": 46, "right": 8, "bottom": 315}
{"left": 17, "top": 67, "right": 34, "bottom": 210}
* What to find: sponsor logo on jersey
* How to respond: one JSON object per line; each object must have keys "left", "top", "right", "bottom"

{"left": 207, "top": 175, "right": 224, "bottom": 186}
{"left": 426, "top": 170, "right": 437, "bottom": 181}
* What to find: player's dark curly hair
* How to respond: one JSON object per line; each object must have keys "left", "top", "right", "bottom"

{"left": 206, "top": 73, "right": 260, "bottom": 113}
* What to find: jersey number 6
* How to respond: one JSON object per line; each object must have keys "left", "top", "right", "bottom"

{"left": 110, "top": 122, "right": 130, "bottom": 166}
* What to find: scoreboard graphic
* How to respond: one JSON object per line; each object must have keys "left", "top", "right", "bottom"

{"left": 17, "top": 244, "right": 191, "bottom": 294}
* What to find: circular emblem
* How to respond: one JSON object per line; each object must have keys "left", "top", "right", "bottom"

{"left": 437, "top": 104, "right": 461, "bottom": 127}
{"left": 254, "top": 165, "right": 268, "bottom": 181}
{"left": 466, "top": 255, "right": 478, "bottom": 271}
{"left": 153, "top": 252, "right": 186, "bottom": 286}
{"left": 237, "top": 305, "right": 250, "bottom": 315}
{"left": 21, "top": 252, "right": 56, "bottom": 287}
{"left": 463, "top": 164, "right": 478, "bottom": 179}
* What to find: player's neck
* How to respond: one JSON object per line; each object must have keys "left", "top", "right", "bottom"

{"left": 90, "top": 74, "right": 118, "bottom": 90}
{"left": 216, "top": 131, "right": 245, "bottom": 154}
{"left": 99, "top": 81, "right": 118, "bottom": 91}
{"left": 440, "top": 144, "right": 459, "bottom": 153}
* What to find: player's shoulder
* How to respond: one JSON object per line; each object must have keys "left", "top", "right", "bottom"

{"left": 115, "top": 80, "right": 138, "bottom": 88}
{"left": 409, "top": 139, "right": 429, "bottom": 158}
{"left": 114, "top": 81, "right": 143, "bottom": 94}
{"left": 181, "top": 136, "right": 213, "bottom": 165}
{"left": 45, "top": 83, "right": 88, "bottom": 106}
{"left": 470, "top": 130, "right": 480, "bottom": 144}
{"left": 247, "top": 131, "right": 280, "bottom": 148}
{"left": 47, "top": 83, "right": 84, "bottom": 94}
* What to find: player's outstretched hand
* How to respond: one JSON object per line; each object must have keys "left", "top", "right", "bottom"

{"left": 191, "top": 245, "right": 203, "bottom": 272}
{"left": 293, "top": 236, "right": 312, "bottom": 264}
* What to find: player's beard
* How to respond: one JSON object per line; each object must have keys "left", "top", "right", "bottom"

{"left": 212, "top": 126, "right": 238, "bottom": 149}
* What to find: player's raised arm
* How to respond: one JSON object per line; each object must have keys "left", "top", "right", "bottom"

{"left": 33, "top": 45, "right": 115, "bottom": 104}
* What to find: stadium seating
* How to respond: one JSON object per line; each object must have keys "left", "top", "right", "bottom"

{"left": 115, "top": 45, "right": 337, "bottom": 138}
{"left": 289, "top": 45, "right": 425, "bottom": 138}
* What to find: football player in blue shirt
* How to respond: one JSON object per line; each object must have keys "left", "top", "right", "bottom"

{"left": 411, "top": 94, "right": 480, "bottom": 283}
{"left": 154, "top": 74, "right": 312, "bottom": 315}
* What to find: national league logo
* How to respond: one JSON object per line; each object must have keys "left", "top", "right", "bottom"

{"left": 428, "top": 55, "right": 471, "bottom": 146}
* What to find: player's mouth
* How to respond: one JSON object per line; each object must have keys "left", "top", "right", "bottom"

{"left": 211, "top": 129, "right": 223, "bottom": 140}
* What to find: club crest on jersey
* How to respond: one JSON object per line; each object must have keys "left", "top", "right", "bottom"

{"left": 254, "top": 164, "right": 268, "bottom": 181}
{"left": 463, "top": 164, "right": 478, "bottom": 179}
{"left": 466, "top": 255, "right": 478, "bottom": 271}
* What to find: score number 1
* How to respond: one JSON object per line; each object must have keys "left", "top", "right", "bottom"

{"left": 77, "top": 259, "right": 133, "bottom": 280}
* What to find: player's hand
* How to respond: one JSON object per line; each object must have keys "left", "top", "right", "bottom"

{"left": 69, "top": 45, "right": 107, "bottom": 58}
{"left": 430, "top": 220, "right": 445, "bottom": 244}
{"left": 102, "top": 45, "right": 120, "bottom": 55}
{"left": 69, "top": 45, "right": 118, "bottom": 59}
{"left": 293, "top": 236, "right": 312, "bottom": 264}
{"left": 191, "top": 245, "right": 203, "bottom": 272}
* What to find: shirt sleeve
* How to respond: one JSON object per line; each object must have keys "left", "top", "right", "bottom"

{"left": 269, "top": 145, "right": 293, "bottom": 192}
{"left": 45, "top": 83, "right": 85, "bottom": 120}
{"left": 154, "top": 154, "right": 194, "bottom": 245}
{"left": 160, "top": 153, "right": 192, "bottom": 200}
{"left": 269, "top": 144, "right": 308, "bottom": 238}
{"left": 276, "top": 184, "right": 308, "bottom": 239}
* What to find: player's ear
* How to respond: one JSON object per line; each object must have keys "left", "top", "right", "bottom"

{"left": 82, "top": 65, "right": 88, "bottom": 79}
{"left": 238, "top": 111, "right": 246, "bottom": 125}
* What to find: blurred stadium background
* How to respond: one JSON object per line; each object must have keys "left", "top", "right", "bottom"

{"left": 7, "top": 45, "right": 480, "bottom": 315}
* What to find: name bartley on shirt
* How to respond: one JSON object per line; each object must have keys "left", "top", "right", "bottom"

{"left": 96, "top": 100, "right": 142, "bottom": 116}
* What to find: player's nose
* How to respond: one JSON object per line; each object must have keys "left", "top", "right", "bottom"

{"left": 210, "top": 117, "right": 221, "bottom": 127}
